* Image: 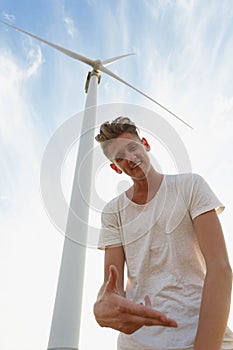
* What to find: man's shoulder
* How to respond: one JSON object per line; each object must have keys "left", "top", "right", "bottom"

{"left": 166, "top": 172, "right": 203, "bottom": 185}
{"left": 164, "top": 173, "right": 205, "bottom": 199}
{"left": 102, "top": 192, "right": 125, "bottom": 213}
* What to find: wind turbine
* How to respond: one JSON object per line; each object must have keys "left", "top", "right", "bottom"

{"left": 0, "top": 19, "right": 192, "bottom": 350}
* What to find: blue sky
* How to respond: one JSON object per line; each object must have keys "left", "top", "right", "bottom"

{"left": 1, "top": 1, "right": 233, "bottom": 349}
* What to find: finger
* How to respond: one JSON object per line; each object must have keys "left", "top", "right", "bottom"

{"left": 144, "top": 295, "right": 152, "bottom": 307}
{"left": 144, "top": 316, "right": 178, "bottom": 328}
{"left": 105, "top": 265, "right": 119, "bottom": 293}
{"left": 152, "top": 313, "right": 178, "bottom": 328}
{"left": 120, "top": 300, "right": 178, "bottom": 327}
{"left": 120, "top": 313, "right": 177, "bottom": 329}
{"left": 166, "top": 318, "right": 178, "bottom": 328}
{"left": 121, "top": 300, "right": 164, "bottom": 319}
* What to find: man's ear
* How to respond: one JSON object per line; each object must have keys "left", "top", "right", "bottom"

{"left": 110, "top": 163, "right": 122, "bottom": 174}
{"left": 142, "top": 137, "right": 150, "bottom": 151}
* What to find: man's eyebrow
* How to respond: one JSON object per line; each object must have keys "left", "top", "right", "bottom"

{"left": 109, "top": 140, "right": 139, "bottom": 160}
{"left": 127, "top": 141, "right": 138, "bottom": 148}
{"left": 115, "top": 141, "right": 135, "bottom": 154}
{"left": 115, "top": 150, "right": 125, "bottom": 158}
{"left": 108, "top": 148, "right": 123, "bottom": 161}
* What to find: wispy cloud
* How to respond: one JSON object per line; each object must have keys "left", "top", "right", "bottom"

{"left": 0, "top": 21, "right": 69, "bottom": 347}
{"left": 143, "top": 0, "right": 173, "bottom": 20}
{"left": 25, "top": 45, "right": 44, "bottom": 78}
{"left": 64, "top": 16, "right": 77, "bottom": 38}
{"left": 0, "top": 195, "right": 10, "bottom": 200}
{"left": 2, "top": 11, "right": 15, "bottom": 23}
{"left": 0, "top": 50, "right": 42, "bottom": 209}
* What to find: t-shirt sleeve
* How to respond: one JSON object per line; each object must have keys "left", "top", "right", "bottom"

{"left": 98, "top": 202, "right": 122, "bottom": 250}
{"left": 187, "top": 173, "right": 225, "bottom": 220}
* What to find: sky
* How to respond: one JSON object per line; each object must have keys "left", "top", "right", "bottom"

{"left": 0, "top": 0, "right": 233, "bottom": 349}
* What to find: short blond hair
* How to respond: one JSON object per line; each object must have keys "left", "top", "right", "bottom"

{"left": 95, "top": 116, "right": 140, "bottom": 157}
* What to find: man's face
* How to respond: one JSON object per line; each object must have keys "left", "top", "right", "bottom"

{"left": 106, "top": 132, "right": 151, "bottom": 180}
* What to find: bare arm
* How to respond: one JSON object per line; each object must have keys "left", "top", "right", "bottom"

{"left": 96, "top": 245, "right": 125, "bottom": 300}
{"left": 193, "top": 209, "right": 232, "bottom": 350}
{"left": 93, "top": 245, "right": 178, "bottom": 334}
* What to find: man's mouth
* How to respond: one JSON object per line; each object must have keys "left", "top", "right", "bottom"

{"left": 131, "top": 161, "right": 142, "bottom": 169}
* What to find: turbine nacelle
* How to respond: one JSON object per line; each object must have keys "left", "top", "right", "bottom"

{"left": 92, "top": 59, "right": 102, "bottom": 71}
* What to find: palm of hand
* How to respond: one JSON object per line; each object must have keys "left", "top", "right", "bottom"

{"left": 94, "top": 265, "right": 178, "bottom": 334}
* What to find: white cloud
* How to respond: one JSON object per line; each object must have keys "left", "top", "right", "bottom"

{"left": 0, "top": 195, "right": 10, "bottom": 200}
{"left": 213, "top": 94, "right": 233, "bottom": 114}
{"left": 25, "top": 45, "right": 44, "bottom": 79}
{"left": 0, "top": 41, "right": 63, "bottom": 350}
{"left": 0, "top": 48, "right": 43, "bottom": 208}
{"left": 64, "top": 16, "right": 77, "bottom": 38}
{"left": 2, "top": 11, "right": 15, "bottom": 23}
{"left": 144, "top": 0, "right": 173, "bottom": 20}
{"left": 85, "top": 0, "right": 96, "bottom": 6}
{"left": 176, "top": 0, "right": 195, "bottom": 13}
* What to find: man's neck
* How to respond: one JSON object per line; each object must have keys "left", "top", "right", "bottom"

{"left": 126, "top": 168, "right": 164, "bottom": 204}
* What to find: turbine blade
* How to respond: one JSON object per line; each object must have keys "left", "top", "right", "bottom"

{"left": 0, "top": 20, "right": 95, "bottom": 67}
{"left": 99, "top": 65, "right": 193, "bottom": 129}
{"left": 102, "top": 53, "right": 135, "bottom": 67}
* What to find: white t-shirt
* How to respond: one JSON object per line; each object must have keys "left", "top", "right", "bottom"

{"left": 98, "top": 173, "right": 233, "bottom": 350}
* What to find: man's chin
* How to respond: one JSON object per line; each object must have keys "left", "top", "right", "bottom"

{"left": 130, "top": 171, "right": 147, "bottom": 181}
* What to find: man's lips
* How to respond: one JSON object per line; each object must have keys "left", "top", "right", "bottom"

{"left": 131, "top": 161, "right": 142, "bottom": 169}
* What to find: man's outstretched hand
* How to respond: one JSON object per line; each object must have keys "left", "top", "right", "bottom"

{"left": 93, "top": 265, "right": 178, "bottom": 335}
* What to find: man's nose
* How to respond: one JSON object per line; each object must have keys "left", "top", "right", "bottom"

{"left": 126, "top": 151, "right": 136, "bottom": 162}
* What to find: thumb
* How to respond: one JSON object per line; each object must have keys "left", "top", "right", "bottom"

{"left": 105, "top": 265, "right": 119, "bottom": 293}
{"left": 144, "top": 295, "right": 152, "bottom": 307}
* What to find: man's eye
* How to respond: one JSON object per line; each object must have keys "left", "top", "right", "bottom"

{"left": 115, "top": 154, "right": 124, "bottom": 162}
{"left": 129, "top": 145, "right": 137, "bottom": 151}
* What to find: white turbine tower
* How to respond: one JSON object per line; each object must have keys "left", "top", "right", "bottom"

{"left": 0, "top": 19, "right": 192, "bottom": 350}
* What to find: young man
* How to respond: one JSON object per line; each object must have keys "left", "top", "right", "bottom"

{"left": 93, "top": 116, "right": 233, "bottom": 350}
